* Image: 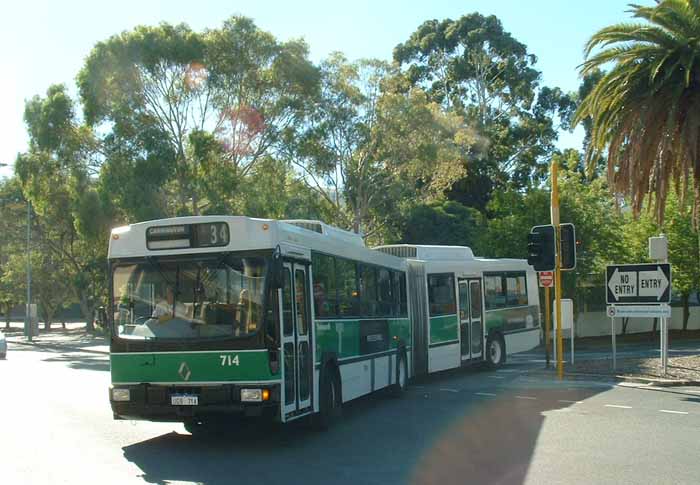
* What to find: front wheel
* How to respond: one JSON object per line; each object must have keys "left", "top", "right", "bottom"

{"left": 313, "top": 367, "right": 341, "bottom": 430}
{"left": 486, "top": 333, "right": 506, "bottom": 368}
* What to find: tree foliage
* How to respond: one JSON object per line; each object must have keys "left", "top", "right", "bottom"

{"left": 394, "top": 13, "right": 576, "bottom": 203}
{"left": 575, "top": 0, "right": 700, "bottom": 222}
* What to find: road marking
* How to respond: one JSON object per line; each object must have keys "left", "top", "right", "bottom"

{"left": 659, "top": 409, "right": 689, "bottom": 415}
{"left": 558, "top": 399, "right": 583, "bottom": 404}
{"left": 605, "top": 404, "right": 632, "bottom": 409}
{"left": 515, "top": 395, "right": 537, "bottom": 400}
{"left": 475, "top": 392, "right": 497, "bottom": 397}
{"left": 496, "top": 369, "right": 520, "bottom": 373}
{"left": 488, "top": 376, "right": 505, "bottom": 379}
{"left": 439, "top": 388, "right": 459, "bottom": 393}
{"left": 412, "top": 386, "right": 425, "bottom": 389}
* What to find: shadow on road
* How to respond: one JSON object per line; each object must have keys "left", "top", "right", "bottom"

{"left": 42, "top": 353, "right": 109, "bottom": 372}
{"left": 122, "top": 371, "right": 612, "bottom": 485}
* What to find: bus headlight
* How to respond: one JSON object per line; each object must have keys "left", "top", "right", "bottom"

{"left": 112, "top": 388, "right": 131, "bottom": 402}
{"left": 241, "top": 388, "right": 270, "bottom": 402}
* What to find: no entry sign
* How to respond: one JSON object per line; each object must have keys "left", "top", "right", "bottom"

{"left": 606, "top": 263, "right": 671, "bottom": 304}
{"left": 539, "top": 271, "right": 554, "bottom": 288}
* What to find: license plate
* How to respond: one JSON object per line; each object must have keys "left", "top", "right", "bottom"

{"left": 171, "top": 394, "right": 199, "bottom": 406}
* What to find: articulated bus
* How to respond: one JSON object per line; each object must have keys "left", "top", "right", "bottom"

{"left": 108, "top": 216, "right": 540, "bottom": 432}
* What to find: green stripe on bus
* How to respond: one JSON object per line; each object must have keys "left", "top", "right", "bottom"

{"left": 484, "top": 305, "right": 539, "bottom": 334}
{"left": 110, "top": 350, "right": 277, "bottom": 384}
{"left": 429, "top": 314, "right": 458, "bottom": 344}
{"left": 314, "top": 318, "right": 411, "bottom": 363}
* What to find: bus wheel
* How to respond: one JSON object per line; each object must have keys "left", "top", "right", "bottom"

{"left": 390, "top": 350, "right": 408, "bottom": 397}
{"left": 486, "top": 333, "right": 506, "bottom": 368}
{"left": 314, "top": 366, "right": 341, "bottom": 430}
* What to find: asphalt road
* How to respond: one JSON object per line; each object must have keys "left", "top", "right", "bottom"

{"left": 2, "top": 342, "right": 700, "bottom": 485}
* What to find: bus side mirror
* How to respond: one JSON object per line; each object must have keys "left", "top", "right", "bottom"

{"left": 269, "top": 247, "right": 284, "bottom": 289}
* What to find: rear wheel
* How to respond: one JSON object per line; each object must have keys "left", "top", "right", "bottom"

{"left": 314, "top": 366, "right": 341, "bottom": 430}
{"left": 486, "top": 333, "right": 506, "bottom": 368}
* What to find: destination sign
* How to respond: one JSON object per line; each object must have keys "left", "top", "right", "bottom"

{"left": 146, "top": 222, "right": 229, "bottom": 250}
{"left": 606, "top": 263, "right": 671, "bottom": 304}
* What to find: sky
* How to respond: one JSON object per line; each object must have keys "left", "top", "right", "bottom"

{"left": 0, "top": 0, "right": 654, "bottom": 179}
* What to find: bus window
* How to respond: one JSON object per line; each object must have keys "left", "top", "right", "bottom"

{"left": 312, "top": 253, "right": 337, "bottom": 318}
{"left": 359, "top": 264, "right": 378, "bottom": 316}
{"left": 484, "top": 275, "right": 505, "bottom": 310}
{"left": 428, "top": 273, "right": 456, "bottom": 316}
{"left": 506, "top": 274, "right": 528, "bottom": 306}
{"left": 295, "top": 269, "right": 308, "bottom": 335}
{"left": 336, "top": 258, "right": 359, "bottom": 317}
{"left": 377, "top": 268, "right": 392, "bottom": 317}
{"left": 282, "top": 268, "right": 293, "bottom": 336}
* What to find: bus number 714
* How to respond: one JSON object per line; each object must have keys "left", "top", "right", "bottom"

{"left": 220, "top": 355, "right": 240, "bottom": 367}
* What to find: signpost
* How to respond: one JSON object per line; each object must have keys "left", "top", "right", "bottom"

{"left": 606, "top": 262, "right": 672, "bottom": 374}
{"left": 539, "top": 271, "right": 553, "bottom": 367}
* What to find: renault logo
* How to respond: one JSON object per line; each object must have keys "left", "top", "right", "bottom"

{"left": 178, "top": 362, "right": 192, "bottom": 381}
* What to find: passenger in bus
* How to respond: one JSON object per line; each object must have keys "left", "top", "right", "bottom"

{"left": 152, "top": 286, "right": 187, "bottom": 322}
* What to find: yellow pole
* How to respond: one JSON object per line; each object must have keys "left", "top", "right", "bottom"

{"left": 551, "top": 160, "right": 564, "bottom": 379}
{"left": 545, "top": 286, "right": 551, "bottom": 367}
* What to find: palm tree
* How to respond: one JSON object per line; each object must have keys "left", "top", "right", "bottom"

{"left": 574, "top": 0, "right": 700, "bottom": 223}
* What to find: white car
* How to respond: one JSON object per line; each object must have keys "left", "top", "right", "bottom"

{"left": 0, "top": 331, "right": 6, "bottom": 359}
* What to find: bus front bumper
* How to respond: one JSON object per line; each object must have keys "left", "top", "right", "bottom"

{"left": 109, "top": 383, "right": 280, "bottom": 422}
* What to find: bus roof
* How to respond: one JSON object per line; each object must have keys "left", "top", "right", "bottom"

{"left": 373, "top": 244, "right": 475, "bottom": 260}
{"left": 108, "top": 216, "right": 405, "bottom": 271}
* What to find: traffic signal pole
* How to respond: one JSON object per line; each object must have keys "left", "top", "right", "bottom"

{"left": 551, "top": 160, "right": 564, "bottom": 379}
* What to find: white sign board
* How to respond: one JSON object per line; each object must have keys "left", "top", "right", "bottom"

{"left": 606, "top": 305, "right": 671, "bottom": 319}
{"left": 552, "top": 298, "right": 574, "bottom": 330}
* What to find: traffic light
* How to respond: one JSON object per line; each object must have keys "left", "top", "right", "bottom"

{"left": 560, "top": 223, "right": 577, "bottom": 271}
{"left": 527, "top": 225, "right": 555, "bottom": 271}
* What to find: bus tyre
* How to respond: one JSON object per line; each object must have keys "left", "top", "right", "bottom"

{"left": 390, "top": 350, "right": 408, "bottom": 397}
{"left": 314, "top": 366, "right": 341, "bottom": 430}
{"left": 486, "top": 333, "right": 506, "bottom": 368}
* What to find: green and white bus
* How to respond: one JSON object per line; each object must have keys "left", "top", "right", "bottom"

{"left": 108, "top": 217, "right": 540, "bottom": 431}
{"left": 374, "top": 245, "right": 541, "bottom": 376}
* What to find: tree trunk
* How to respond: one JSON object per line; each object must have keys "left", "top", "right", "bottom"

{"left": 682, "top": 293, "right": 690, "bottom": 331}
{"left": 4, "top": 303, "right": 10, "bottom": 329}
{"left": 621, "top": 317, "right": 629, "bottom": 335}
{"left": 79, "top": 293, "right": 95, "bottom": 332}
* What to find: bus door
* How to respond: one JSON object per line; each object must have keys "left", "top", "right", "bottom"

{"left": 458, "top": 278, "right": 484, "bottom": 361}
{"left": 281, "top": 262, "right": 313, "bottom": 420}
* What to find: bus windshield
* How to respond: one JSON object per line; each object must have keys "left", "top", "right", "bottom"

{"left": 112, "top": 255, "right": 268, "bottom": 340}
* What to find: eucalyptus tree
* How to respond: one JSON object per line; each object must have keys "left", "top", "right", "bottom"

{"left": 394, "top": 13, "right": 575, "bottom": 205}
{"left": 289, "top": 53, "right": 478, "bottom": 239}
{"left": 78, "top": 16, "right": 319, "bottom": 215}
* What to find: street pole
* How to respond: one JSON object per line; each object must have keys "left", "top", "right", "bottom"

{"left": 551, "top": 160, "right": 564, "bottom": 379}
{"left": 545, "top": 286, "right": 551, "bottom": 367}
{"left": 25, "top": 200, "right": 32, "bottom": 341}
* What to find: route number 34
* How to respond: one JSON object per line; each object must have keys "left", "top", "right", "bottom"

{"left": 220, "top": 354, "right": 240, "bottom": 366}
